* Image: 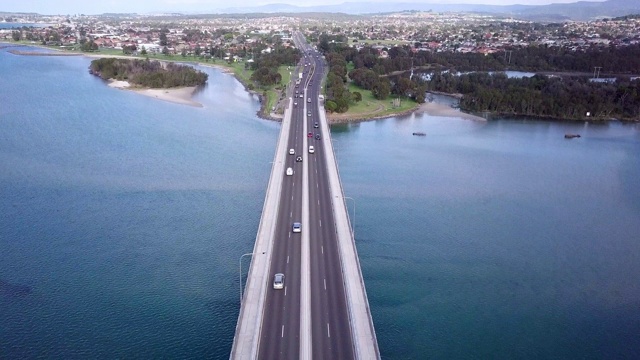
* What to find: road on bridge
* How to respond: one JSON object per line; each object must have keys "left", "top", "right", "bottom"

{"left": 257, "top": 33, "right": 355, "bottom": 360}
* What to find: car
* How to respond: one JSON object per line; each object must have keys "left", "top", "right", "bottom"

{"left": 296, "top": 156, "right": 303, "bottom": 162}
{"left": 307, "top": 132, "right": 313, "bottom": 138}
{"left": 309, "top": 146, "right": 314, "bottom": 154}
{"left": 307, "top": 98, "right": 311, "bottom": 103}
{"left": 300, "top": 94, "right": 304, "bottom": 98}
{"left": 286, "top": 167, "right": 293, "bottom": 176}
{"left": 292, "top": 222, "right": 301, "bottom": 233}
{"left": 313, "top": 122, "right": 319, "bottom": 128}
{"left": 315, "top": 134, "right": 321, "bottom": 140}
{"left": 289, "top": 148, "right": 295, "bottom": 155}
{"left": 273, "top": 273, "right": 285, "bottom": 289}
{"left": 307, "top": 112, "right": 311, "bottom": 117}
{"left": 294, "top": 102, "right": 297, "bottom": 107}
{"left": 295, "top": 90, "right": 298, "bottom": 94}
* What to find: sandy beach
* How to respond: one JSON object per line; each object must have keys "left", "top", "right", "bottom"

{"left": 416, "top": 101, "right": 487, "bottom": 121}
{"left": 107, "top": 79, "right": 202, "bottom": 107}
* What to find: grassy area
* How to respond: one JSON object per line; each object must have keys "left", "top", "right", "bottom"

{"left": 344, "top": 82, "right": 419, "bottom": 118}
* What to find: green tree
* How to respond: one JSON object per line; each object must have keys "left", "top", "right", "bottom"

{"left": 352, "top": 91, "right": 362, "bottom": 102}
{"left": 12, "top": 30, "right": 21, "bottom": 41}
{"left": 140, "top": 46, "right": 147, "bottom": 55}
{"left": 159, "top": 32, "right": 168, "bottom": 46}
{"left": 162, "top": 46, "right": 169, "bottom": 56}
{"left": 325, "top": 100, "right": 337, "bottom": 112}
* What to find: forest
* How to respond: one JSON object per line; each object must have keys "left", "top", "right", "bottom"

{"left": 89, "top": 58, "right": 208, "bottom": 88}
{"left": 428, "top": 71, "right": 640, "bottom": 121}
{"left": 316, "top": 35, "right": 640, "bottom": 119}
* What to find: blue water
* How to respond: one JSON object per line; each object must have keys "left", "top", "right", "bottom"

{"left": 2, "top": 46, "right": 640, "bottom": 359}
{"left": 0, "top": 48, "right": 277, "bottom": 358}
{"left": 333, "top": 114, "right": 640, "bottom": 358}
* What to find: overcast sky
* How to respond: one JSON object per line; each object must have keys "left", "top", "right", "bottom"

{"left": 3, "top": 0, "right": 604, "bottom": 15}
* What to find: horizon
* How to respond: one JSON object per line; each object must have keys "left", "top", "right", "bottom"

{"left": 1, "top": 0, "right": 607, "bottom": 16}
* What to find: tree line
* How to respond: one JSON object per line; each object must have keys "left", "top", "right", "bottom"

{"left": 320, "top": 37, "right": 428, "bottom": 113}
{"left": 89, "top": 58, "right": 208, "bottom": 88}
{"left": 428, "top": 71, "right": 640, "bottom": 121}
{"left": 249, "top": 46, "right": 301, "bottom": 87}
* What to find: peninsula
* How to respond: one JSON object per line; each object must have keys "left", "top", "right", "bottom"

{"left": 89, "top": 58, "right": 208, "bottom": 107}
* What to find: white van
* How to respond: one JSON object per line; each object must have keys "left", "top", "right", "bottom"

{"left": 308, "top": 146, "right": 315, "bottom": 154}
{"left": 286, "top": 167, "right": 293, "bottom": 176}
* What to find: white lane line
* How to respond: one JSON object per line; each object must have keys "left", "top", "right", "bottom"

{"left": 282, "top": 325, "right": 285, "bottom": 338}
{"left": 287, "top": 255, "right": 290, "bottom": 264}
{"left": 285, "top": 286, "right": 287, "bottom": 296}
{"left": 317, "top": 183, "right": 319, "bottom": 188}
{"left": 327, "top": 323, "right": 330, "bottom": 338}
{"left": 319, "top": 220, "right": 322, "bottom": 227}
{"left": 290, "top": 211, "right": 292, "bottom": 218}
{"left": 324, "top": 278, "right": 326, "bottom": 290}
{"left": 289, "top": 232, "right": 291, "bottom": 239}
{"left": 317, "top": 199, "right": 320, "bottom": 206}
{"left": 291, "top": 194, "right": 294, "bottom": 201}
{"left": 321, "top": 245, "right": 324, "bottom": 254}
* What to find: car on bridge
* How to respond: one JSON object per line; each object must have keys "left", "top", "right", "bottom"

{"left": 307, "top": 132, "right": 313, "bottom": 137}
{"left": 309, "top": 146, "right": 314, "bottom": 154}
{"left": 314, "top": 122, "right": 319, "bottom": 128}
{"left": 315, "top": 134, "right": 321, "bottom": 140}
{"left": 296, "top": 156, "right": 303, "bottom": 162}
{"left": 286, "top": 167, "right": 293, "bottom": 176}
{"left": 289, "top": 148, "right": 295, "bottom": 155}
{"left": 292, "top": 222, "right": 301, "bottom": 233}
{"left": 273, "top": 273, "right": 285, "bottom": 289}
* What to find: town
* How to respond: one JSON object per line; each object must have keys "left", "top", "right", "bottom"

{"left": 2, "top": 11, "right": 640, "bottom": 59}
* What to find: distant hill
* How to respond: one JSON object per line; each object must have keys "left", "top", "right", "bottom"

{"left": 218, "top": 0, "right": 640, "bottom": 21}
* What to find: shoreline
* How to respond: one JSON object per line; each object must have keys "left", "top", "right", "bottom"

{"left": 107, "top": 80, "right": 202, "bottom": 107}
{"left": 2, "top": 42, "right": 472, "bottom": 122}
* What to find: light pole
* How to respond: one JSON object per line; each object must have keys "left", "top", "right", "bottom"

{"left": 239, "top": 251, "right": 265, "bottom": 303}
{"left": 336, "top": 195, "right": 356, "bottom": 239}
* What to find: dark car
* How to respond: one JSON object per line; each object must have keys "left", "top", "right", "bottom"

{"left": 307, "top": 132, "right": 313, "bottom": 138}
{"left": 313, "top": 122, "right": 319, "bottom": 128}
{"left": 296, "top": 156, "right": 303, "bottom": 162}
{"left": 315, "top": 134, "right": 321, "bottom": 140}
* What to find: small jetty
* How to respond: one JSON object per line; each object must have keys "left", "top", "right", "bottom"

{"left": 412, "top": 132, "right": 426, "bottom": 136}
{"left": 564, "top": 134, "right": 581, "bottom": 139}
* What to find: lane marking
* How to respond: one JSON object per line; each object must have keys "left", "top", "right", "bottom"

{"left": 287, "top": 255, "right": 290, "bottom": 264}
{"left": 317, "top": 199, "right": 320, "bottom": 206}
{"left": 291, "top": 194, "right": 294, "bottom": 201}
{"left": 324, "top": 278, "right": 326, "bottom": 290}
{"left": 290, "top": 211, "right": 292, "bottom": 218}
{"left": 320, "top": 220, "right": 322, "bottom": 227}
{"left": 282, "top": 325, "right": 285, "bottom": 338}
{"left": 285, "top": 286, "right": 287, "bottom": 296}
{"left": 321, "top": 245, "right": 324, "bottom": 254}
{"left": 327, "top": 323, "right": 330, "bottom": 338}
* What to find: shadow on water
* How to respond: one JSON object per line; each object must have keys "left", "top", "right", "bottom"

{"left": 0, "top": 278, "right": 32, "bottom": 298}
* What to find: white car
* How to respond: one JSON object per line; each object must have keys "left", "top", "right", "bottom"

{"left": 292, "top": 222, "right": 301, "bottom": 233}
{"left": 286, "top": 167, "right": 293, "bottom": 176}
{"left": 308, "top": 146, "right": 314, "bottom": 154}
{"left": 273, "top": 273, "right": 284, "bottom": 289}
{"left": 289, "top": 148, "right": 295, "bottom": 155}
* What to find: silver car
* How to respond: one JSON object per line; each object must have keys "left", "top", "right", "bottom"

{"left": 273, "top": 273, "right": 285, "bottom": 289}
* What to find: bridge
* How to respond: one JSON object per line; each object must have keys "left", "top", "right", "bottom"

{"left": 230, "top": 32, "right": 380, "bottom": 360}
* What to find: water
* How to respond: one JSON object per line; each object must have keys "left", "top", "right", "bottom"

{"left": 333, "top": 115, "right": 640, "bottom": 358}
{"left": 2, "top": 46, "right": 640, "bottom": 359}
{"left": 0, "top": 47, "right": 277, "bottom": 358}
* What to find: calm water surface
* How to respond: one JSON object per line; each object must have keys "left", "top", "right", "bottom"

{"left": 1, "top": 46, "right": 639, "bottom": 359}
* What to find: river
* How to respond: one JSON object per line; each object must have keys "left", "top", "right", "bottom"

{"left": 1, "top": 45, "right": 639, "bottom": 359}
